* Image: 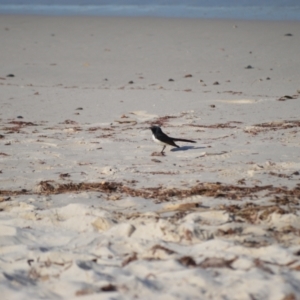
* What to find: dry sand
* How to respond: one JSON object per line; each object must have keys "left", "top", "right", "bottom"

{"left": 1, "top": 15, "right": 300, "bottom": 299}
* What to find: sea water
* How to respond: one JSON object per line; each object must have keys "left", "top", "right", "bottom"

{"left": 0, "top": 0, "right": 299, "bottom": 20}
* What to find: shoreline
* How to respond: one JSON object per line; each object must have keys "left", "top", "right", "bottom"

{"left": 1, "top": 4, "right": 300, "bottom": 21}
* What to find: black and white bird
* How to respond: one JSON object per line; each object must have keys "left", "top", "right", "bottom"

{"left": 150, "top": 125, "right": 196, "bottom": 154}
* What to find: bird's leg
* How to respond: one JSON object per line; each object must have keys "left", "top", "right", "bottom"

{"left": 161, "top": 145, "right": 166, "bottom": 154}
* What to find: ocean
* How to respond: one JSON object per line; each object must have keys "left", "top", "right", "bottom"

{"left": 0, "top": 0, "right": 299, "bottom": 20}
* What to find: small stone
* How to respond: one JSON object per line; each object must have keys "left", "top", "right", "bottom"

{"left": 151, "top": 159, "right": 162, "bottom": 163}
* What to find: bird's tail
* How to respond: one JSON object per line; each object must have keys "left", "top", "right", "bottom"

{"left": 172, "top": 138, "right": 196, "bottom": 143}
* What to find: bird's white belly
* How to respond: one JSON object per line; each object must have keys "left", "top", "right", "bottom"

{"left": 152, "top": 134, "right": 168, "bottom": 146}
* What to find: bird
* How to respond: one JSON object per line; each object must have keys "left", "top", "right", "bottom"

{"left": 150, "top": 125, "right": 196, "bottom": 154}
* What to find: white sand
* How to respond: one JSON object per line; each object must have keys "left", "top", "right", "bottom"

{"left": 1, "top": 15, "right": 300, "bottom": 299}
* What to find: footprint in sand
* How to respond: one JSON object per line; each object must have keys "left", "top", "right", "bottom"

{"left": 161, "top": 197, "right": 204, "bottom": 213}
{"left": 217, "top": 99, "right": 257, "bottom": 104}
{"left": 218, "top": 168, "right": 247, "bottom": 179}
{"left": 201, "top": 151, "right": 232, "bottom": 160}
{"left": 279, "top": 132, "right": 300, "bottom": 145}
{"left": 201, "top": 150, "right": 249, "bottom": 161}
{"left": 130, "top": 110, "right": 158, "bottom": 121}
{"left": 248, "top": 161, "right": 300, "bottom": 173}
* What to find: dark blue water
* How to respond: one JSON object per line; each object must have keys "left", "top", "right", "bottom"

{"left": 0, "top": 0, "right": 299, "bottom": 20}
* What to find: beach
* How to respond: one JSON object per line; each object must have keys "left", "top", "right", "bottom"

{"left": 1, "top": 15, "right": 300, "bottom": 299}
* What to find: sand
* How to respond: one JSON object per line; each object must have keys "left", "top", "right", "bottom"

{"left": 0, "top": 15, "right": 300, "bottom": 299}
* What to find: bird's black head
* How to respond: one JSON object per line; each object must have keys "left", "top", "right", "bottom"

{"left": 150, "top": 125, "right": 161, "bottom": 134}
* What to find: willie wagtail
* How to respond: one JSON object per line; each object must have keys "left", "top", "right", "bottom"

{"left": 150, "top": 125, "right": 196, "bottom": 153}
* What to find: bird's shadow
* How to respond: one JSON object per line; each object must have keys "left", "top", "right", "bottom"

{"left": 170, "top": 145, "right": 206, "bottom": 152}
